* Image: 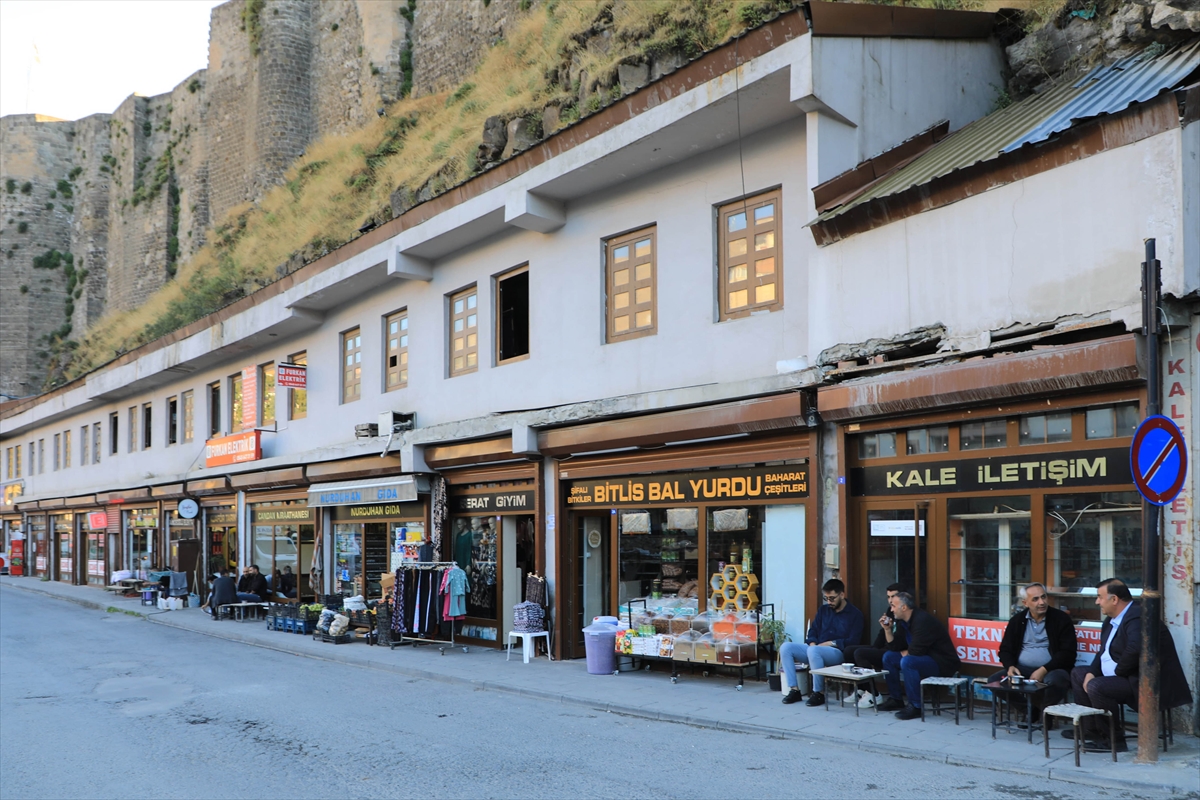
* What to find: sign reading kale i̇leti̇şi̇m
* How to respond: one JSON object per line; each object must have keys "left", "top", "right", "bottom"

{"left": 566, "top": 465, "right": 808, "bottom": 508}
{"left": 849, "top": 447, "right": 1131, "bottom": 496}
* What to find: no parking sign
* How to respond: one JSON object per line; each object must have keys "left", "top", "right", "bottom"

{"left": 1130, "top": 415, "right": 1188, "bottom": 506}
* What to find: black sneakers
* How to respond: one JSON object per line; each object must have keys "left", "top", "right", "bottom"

{"left": 877, "top": 697, "right": 905, "bottom": 712}
{"left": 782, "top": 688, "right": 804, "bottom": 705}
{"left": 805, "top": 691, "right": 826, "bottom": 707}
{"left": 895, "top": 704, "right": 922, "bottom": 720}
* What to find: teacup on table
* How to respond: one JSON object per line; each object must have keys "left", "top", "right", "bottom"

{"left": 1010, "top": 675, "right": 1024, "bottom": 687}
{"left": 842, "top": 662, "right": 855, "bottom": 673}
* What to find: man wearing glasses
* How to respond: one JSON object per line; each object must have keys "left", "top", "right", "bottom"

{"left": 780, "top": 579, "right": 865, "bottom": 707}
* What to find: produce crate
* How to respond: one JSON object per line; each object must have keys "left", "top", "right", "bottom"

{"left": 289, "top": 618, "right": 316, "bottom": 635}
{"left": 312, "top": 630, "right": 354, "bottom": 644}
{"left": 347, "top": 609, "right": 373, "bottom": 628}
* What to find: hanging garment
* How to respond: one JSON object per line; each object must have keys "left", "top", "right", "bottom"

{"left": 454, "top": 529, "right": 472, "bottom": 572}
{"left": 447, "top": 565, "right": 469, "bottom": 619}
{"left": 431, "top": 477, "right": 447, "bottom": 552}
{"left": 391, "top": 568, "right": 408, "bottom": 634}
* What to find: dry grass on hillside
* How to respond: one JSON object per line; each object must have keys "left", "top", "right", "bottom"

{"left": 59, "top": 0, "right": 1000, "bottom": 385}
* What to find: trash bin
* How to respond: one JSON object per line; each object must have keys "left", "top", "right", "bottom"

{"left": 582, "top": 622, "right": 617, "bottom": 675}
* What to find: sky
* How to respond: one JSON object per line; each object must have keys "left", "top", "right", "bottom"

{"left": 0, "top": 0, "right": 225, "bottom": 121}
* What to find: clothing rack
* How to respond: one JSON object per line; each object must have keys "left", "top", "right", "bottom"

{"left": 390, "top": 561, "right": 470, "bottom": 654}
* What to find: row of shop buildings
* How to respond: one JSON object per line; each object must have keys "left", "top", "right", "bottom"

{"left": 2, "top": 5, "right": 1197, "bottom": 728}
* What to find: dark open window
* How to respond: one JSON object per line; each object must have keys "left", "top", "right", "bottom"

{"left": 167, "top": 396, "right": 179, "bottom": 445}
{"left": 209, "top": 382, "right": 221, "bottom": 437}
{"left": 109, "top": 413, "right": 118, "bottom": 455}
{"left": 497, "top": 267, "right": 529, "bottom": 363}
{"left": 142, "top": 403, "right": 153, "bottom": 449}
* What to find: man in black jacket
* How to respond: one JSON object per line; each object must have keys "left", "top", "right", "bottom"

{"left": 236, "top": 564, "right": 270, "bottom": 603}
{"left": 843, "top": 584, "right": 907, "bottom": 708}
{"left": 206, "top": 569, "right": 239, "bottom": 617}
{"left": 879, "top": 592, "right": 962, "bottom": 720}
{"left": 991, "top": 582, "right": 1075, "bottom": 705}
{"left": 1067, "top": 578, "right": 1194, "bottom": 751}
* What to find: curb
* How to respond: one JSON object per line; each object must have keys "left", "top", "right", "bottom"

{"left": 4, "top": 581, "right": 1193, "bottom": 796}
{"left": 1, "top": 579, "right": 149, "bottom": 617}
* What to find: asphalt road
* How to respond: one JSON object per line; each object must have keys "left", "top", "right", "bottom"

{"left": 0, "top": 588, "right": 1182, "bottom": 800}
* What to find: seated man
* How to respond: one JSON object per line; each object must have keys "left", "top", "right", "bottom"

{"left": 207, "top": 569, "right": 239, "bottom": 617}
{"left": 780, "top": 579, "right": 864, "bottom": 708}
{"left": 280, "top": 566, "right": 297, "bottom": 598}
{"left": 236, "top": 564, "right": 270, "bottom": 603}
{"left": 880, "top": 592, "right": 962, "bottom": 720}
{"left": 843, "top": 583, "right": 906, "bottom": 706}
{"left": 991, "top": 582, "right": 1075, "bottom": 706}
{"left": 1066, "top": 578, "right": 1193, "bottom": 752}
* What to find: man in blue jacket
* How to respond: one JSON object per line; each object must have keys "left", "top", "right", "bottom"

{"left": 781, "top": 579, "right": 865, "bottom": 707}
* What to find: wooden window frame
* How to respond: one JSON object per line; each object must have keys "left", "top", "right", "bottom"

{"left": 181, "top": 390, "right": 194, "bottom": 444}
{"left": 495, "top": 265, "right": 531, "bottom": 365}
{"left": 289, "top": 351, "right": 307, "bottom": 420}
{"left": 717, "top": 188, "right": 782, "bottom": 321}
{"left": 63, "top": 429, "right": 71, "bottom": 468}
{"left": 127, "top": 407, "right": 137, "bottom": 453}
{"left": 142, "top": 402, "right": 153, "bottom": 450}
{"left": 260, "top": 362, "right": 276, "bottom": 426}
{"left": 449, "top": 286, "right": 479, "bottom": 377}
{"left": 53, "top": 434, "right": 61, "bottom": 471}
{"left": 230, "top": 372, "right": 244, "bottom": 430}
{"left": 342, "top": 327, "right": 362, "bottom": 403}
{"left": 208, "top": 381, "right": 222, "bottom": 438}
{"left": 385, "top": 310, "right": 409, "bottom": 391}
{"left": 167, "top": 396, "right": 179, "bottom": 446}
{"left": 80, "top": 425, "right": 89, "bottom": 466}
{"left": 604, "top": 226, "right": 657, "bottom": 342}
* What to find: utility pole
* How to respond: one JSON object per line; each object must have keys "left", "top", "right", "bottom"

{"left": 1137, "top": 238, "right": 1161, "bottom": 764}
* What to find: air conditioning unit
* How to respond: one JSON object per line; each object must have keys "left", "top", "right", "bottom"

{"left": 379, "top": 411, "right": 416, "bottom": 434}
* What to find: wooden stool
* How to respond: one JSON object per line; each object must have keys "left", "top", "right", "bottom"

{"left": 1042, "top": 703, "right": 1117, "bottom": 767}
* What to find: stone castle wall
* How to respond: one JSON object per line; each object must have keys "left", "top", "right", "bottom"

{"left": 1, "top": 0, "right": 518, "bottom": 396}
{"left": 0, "top": 116, "right": 75, "bottom": 397}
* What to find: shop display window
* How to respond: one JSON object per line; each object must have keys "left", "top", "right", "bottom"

{"left": 334, "top": 525, "right": 363, "bottom": 597}
{"left": 617, "top": 507, "right": 699, "bottom": 606}
{"left": 905, "top": 426, "right": 949, "bottom": 455}
{"left": 864, "top": 509, "right": 926, "bottom": 623}
{"left": 1046, "top": 491, "right": 1141, "bottom": 623}
{"left": 254, "top": 501, "right": 315, "bottom": 601}
{"left": 856, "top": 431, "right": 896, "bottom": 459}
{"left": 948, "top": 496, "right": 1031, "bottom": 621}
{"left": 450, "top": 516, "right": 498, "bottom": 619}
{"left": 1084, "top": 403, "right": 1138, "bottom": 440}
{"left": 960, "top": 419, "right": 1007, "bottom": 450}
{"left": 705, "top": 506, "right": 762, "bottom": 607}
{"left": 55, "top": 514, "right": 74, "bottom": 580}
{"left": 126, "top": 509, "right": 158, "bottom": 574}
{"left": 1018, "top": 412, "right": 1071, "bottom": 445}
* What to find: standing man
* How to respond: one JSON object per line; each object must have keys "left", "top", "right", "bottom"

{"left": 992, "top": 582, "right": 1075, "bottom": 706}
{"left": 880, "top": 592, "right": 962, "bottom": 720}
{"left": 780, "top": 579, "right": 864, "bottom": 708}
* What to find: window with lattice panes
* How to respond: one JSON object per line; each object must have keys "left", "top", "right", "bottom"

{"left": 342, "top": 328, "right": 362, "bottom": 402}
{"left": 386, "top": 311, "right": 409, "bottom": 390}
{"left": 450, "top": 288, "right": 478, "bottom": 376}
{"left": 260, "top": 363, "right": 276, "bottom": 426}
{"left": 718, "top": 190, "right": 781, "bottom": 319}
{"left": 606, "top": 227, "right": 656, "bottom": 341}
{"left": 289, "top": 352, "right": 307, "bottom": 420}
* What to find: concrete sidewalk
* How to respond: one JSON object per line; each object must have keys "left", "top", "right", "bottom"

{"left": 4, "top": 575, "right": 1198, "bottom": 796}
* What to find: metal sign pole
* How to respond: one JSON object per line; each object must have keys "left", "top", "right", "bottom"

{"left": 1137, "top": 238, "right": 1161, "bottom": 764}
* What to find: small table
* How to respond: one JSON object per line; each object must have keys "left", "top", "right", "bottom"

{"left": 987, "top": 679, "right": 1048, "bottom": 743}
{"left": 810, "top": 666, "right": 885, "bottom": 716}
{"left": 506, "top": 630, "right": 551, "bottom": 664}
{"left": 222, "top": 602, "right": 267, "bottom": 621}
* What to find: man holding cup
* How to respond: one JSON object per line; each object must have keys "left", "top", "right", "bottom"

{"left": 780, "top": 579, "right": 864, "bottom": 707}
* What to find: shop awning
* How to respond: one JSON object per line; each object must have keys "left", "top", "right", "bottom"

{"left": 307, "top": 476, "right": 426, "bottom": 507}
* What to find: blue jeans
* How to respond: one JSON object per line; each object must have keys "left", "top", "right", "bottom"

{"left": 780, "top": 642, "right": 843, "bottom": 692}
{"left": 883, "top": 651, "right": 939, "bottom": 708}
{"left": 236, "top": 592, "right": 263, "bottom": 603}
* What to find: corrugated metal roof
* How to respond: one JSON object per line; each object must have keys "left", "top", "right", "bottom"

{"left": 814, "top": 39, "right": 1200, "bottom": 225}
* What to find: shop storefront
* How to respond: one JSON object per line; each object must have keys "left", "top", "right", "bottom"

{"left": 81, "top": 510, "right": 110, "bottom": 586}
{"left": 249, "top": 499, "right": 316, "bottom": 603}
{"left": 446, "top": 480, "right": 537, "bottom": 645}
{"left": 841, "top": 389, "right": 1143, "bottom": 675}
{"left": 556, "top": 431, "right": 815, "bottom": 660}
{"left": 51, "top": 512, "right": 74, "bottom": 582}
{"left": 2, "top": 515, "right": 23, "bottom": 575}
{"left": 25, "top": 513, "right": 48, "bottom": 577}
{"left": 307, "top": 476, "right": 428, "bottom": 604}
{"left": 205, "top": 505, "right": 238, "bottom": 576}
{"left": 124, "top": 507, "right": 160, "bottom": 576}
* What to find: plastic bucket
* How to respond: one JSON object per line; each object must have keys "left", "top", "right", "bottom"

{"left": 592, "top": 615, "right": 619, "bottom": 626}
{"left": 582, "top": 623, "right": 617, "bottom": 675}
